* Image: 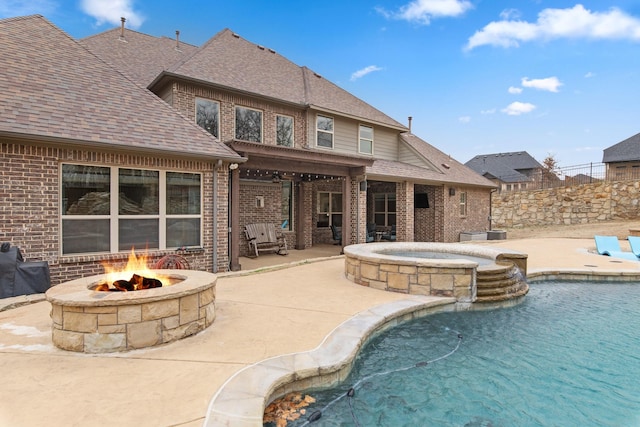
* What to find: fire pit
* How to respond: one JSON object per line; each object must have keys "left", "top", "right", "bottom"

{"left": 45, "top": 269, "right": 216, "bottom": 353}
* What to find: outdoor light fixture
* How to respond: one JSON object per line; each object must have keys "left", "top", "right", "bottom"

{"left": 229, "top": 163, "right": 238, "bottom": 170}
{"left": 449, "top": 187, "right": 456, "bottom": 196}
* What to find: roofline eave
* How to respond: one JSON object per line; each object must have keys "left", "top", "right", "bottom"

{"left": 0, "top": 131, "right": 247, "bottom": 164}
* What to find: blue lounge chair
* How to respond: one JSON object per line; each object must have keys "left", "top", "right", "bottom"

{"left": 594, "top": 235, "right": 639, "bottom": 261}
{"left": 627, "top": 235, "right": 640, "bottom": 257}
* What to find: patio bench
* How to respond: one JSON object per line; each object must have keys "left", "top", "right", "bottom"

{"left": 244, "top": 223, "right": 288, "bottom": 257}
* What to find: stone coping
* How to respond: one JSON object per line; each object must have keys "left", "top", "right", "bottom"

{"left": 45, "top": 269, "right": 214, "bottom": 306}
{"left": 203, "top": 296, "right": 457, "bottom": 427}
{"left": 343, "top": 242, "right": 520, "bottom": 267}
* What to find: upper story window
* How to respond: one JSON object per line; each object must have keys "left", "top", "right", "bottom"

{"left": 195, "top": 98, "right": 219, "bottom": 138}
{"left": 235, "top": 106, "right": 262, "bottom": 143}
{"left": 276, "top": 115, "right": 294, "bottom": 147}
{"left": 61, "top": 164, "right": 202, "bottom": 255}
{"left": 359, "top": 124, "right": 374, "bottom": 155}
{"left": 459, "top": 191, "right": 468, "bottom": 217}
{"left": 316, "top": 115, "right": 334, "bottom": 149}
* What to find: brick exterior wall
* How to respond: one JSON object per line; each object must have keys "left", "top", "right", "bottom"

{"left": 442, "top": 186, "right": 491, "bottom": 242}
{"left": 0, "top": 139, "right": 225, "bottom": 285}
{"left": 170, "top": 82, "right": 307, "bottom": 149}
{"left": 414, "top": 184, "right": 437, "bottom": 241}
{"left": 238, "top": 181, "right": 284, "bottom": 257}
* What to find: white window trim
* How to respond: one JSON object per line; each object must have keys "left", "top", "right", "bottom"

{"left": 358, "top": 124, "right": 374, "bottom": 155}
{"left": 61, "top": 164, "right": 203, "bottom": 255}
{"left": 316, "top": 114, "right": 334, "bottom": 149}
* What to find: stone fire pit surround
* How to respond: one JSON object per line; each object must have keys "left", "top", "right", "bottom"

{"left": 45, "top": 269, "right": 216, "bottom": 353}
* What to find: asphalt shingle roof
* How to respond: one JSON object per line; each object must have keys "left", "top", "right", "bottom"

{"left": 0, "top": 15, "right": 241, "bottom": 160}
{"left": 465, "top": 151, "right": 541, "bottom": 183}
{"left": 81, "top": 27, "right": 198, "bottom": 89}
{"left": 367, "top": 133, "right": 496, "bottom": 188}
{"left": 602, "top": 132, "right": 640, "bottom": 163}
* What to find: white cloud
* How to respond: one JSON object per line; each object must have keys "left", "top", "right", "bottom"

{"left": 80, "top": 0, "right": 145, "bottom": 29}
{"left": 481, "top": 108, "right": 496, "bottom": 114}
{"left": 377, "top": 0, "right": 472, "bottom": 25}
{"left": 0, "top": 0, "right": 57, "bottom": 17}
{"left": 465, "top": 4, "right": 640, "bottom": 50}
{"left": 459, "top": 116, "right": 471, "bottom": 123}
{"left": 350, "top": 65, "right": 383, "bottom": 81}
{"left": 499, "top": 9, "right": 521, "bottom": 21}
{"left": 502, "top": 101, "right": 536, "bottom": 115}
{"left": 584, "top": 71, "right": 596, "bottom": 78}
{"left": 508, "top": 86, "right": 523, "bottom": 94}
{"left": 521, "top": 76, "right": 563, "bottom": 92}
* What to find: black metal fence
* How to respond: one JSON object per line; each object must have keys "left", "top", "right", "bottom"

{"left": 495, "top": 162, "right": 637, "bottom": 192}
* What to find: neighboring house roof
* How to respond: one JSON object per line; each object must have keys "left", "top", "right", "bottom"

{"left": 602, "top": 132, "right": 640, "bottom": 163}
{"left": 367, "top": 133, "right": 496, "bottom": 188}
{"left": 81, "top": 27, "right": 198, "bottom": 89}
{"left": 0, "top": 15, "right": 241, "bottom": 161}
{"left": 465, "top": 151, "right": 542, "bottom": 183}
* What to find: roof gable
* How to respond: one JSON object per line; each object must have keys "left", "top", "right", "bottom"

{"left": 366, "top": 133, "right": 495, "bottom": 188}
{"left": 0, "top": 15, "right": 240, "bottom": 160}
{"left": 603, "top": 132, "right": 640, "bottom": 163}
{"left": 162, "top": 29, "right": 406, "bottom": 130}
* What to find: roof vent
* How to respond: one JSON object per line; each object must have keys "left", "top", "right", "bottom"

{"left": 119, "top": 17, "right": 126, "bottom": 41}
{"left": 232, "top": 33, "right": 240, "bottom": 38}
{"left": 257, "top": 45, "right": 265, "bottom": 50}
{"left": 442, "top": 163, "right": 451, "bottom": 169}
{"left": 268, "top": 48, "right": 276, "bottom": 54}
{"left": 175, "top": 30, "right": 180, "bottom": 50}
{"left": 314, "top": 72, "right": 322, "bottom": 79}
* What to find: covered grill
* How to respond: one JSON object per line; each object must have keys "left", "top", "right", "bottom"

{"left": 0, "top": 243, "right": 51, "bottom": 299}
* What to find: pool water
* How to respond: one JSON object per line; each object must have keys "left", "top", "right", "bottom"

{"left": 280, "top": 282, "right": 640, "bottom": 427}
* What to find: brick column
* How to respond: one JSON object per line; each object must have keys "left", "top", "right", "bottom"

{"left": 396, "top": 181, "right": 414, "bottom": 242}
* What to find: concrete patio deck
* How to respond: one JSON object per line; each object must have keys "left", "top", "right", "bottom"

{"left": 1, "top": 239, "right": 639, "bottom": 426}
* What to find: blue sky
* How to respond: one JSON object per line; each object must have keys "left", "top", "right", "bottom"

{"left": 3, "top": 0, "right": 640, "bottom": 167}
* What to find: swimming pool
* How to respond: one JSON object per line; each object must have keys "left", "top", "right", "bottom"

{"left": 274, "top": 281, "right": 640, "bottom": 426}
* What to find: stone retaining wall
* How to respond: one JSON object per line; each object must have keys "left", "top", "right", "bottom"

{"left": 491, "top": 179, "right": 640, "bottom": 229}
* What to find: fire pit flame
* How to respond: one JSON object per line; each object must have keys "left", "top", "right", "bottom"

{"left": 95, "top": 248, "right": 170, "bottom": 292}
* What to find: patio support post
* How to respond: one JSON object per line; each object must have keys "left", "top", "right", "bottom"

{"left": 342, "top": 175, "right": 352, "bottom": 247}
{"left": 229, "top": 167, "right": 241, "bottom": 271}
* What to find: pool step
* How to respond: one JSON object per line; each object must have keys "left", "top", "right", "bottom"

{"left": 476, "top": 262, "right": 529, "bottom": 302}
